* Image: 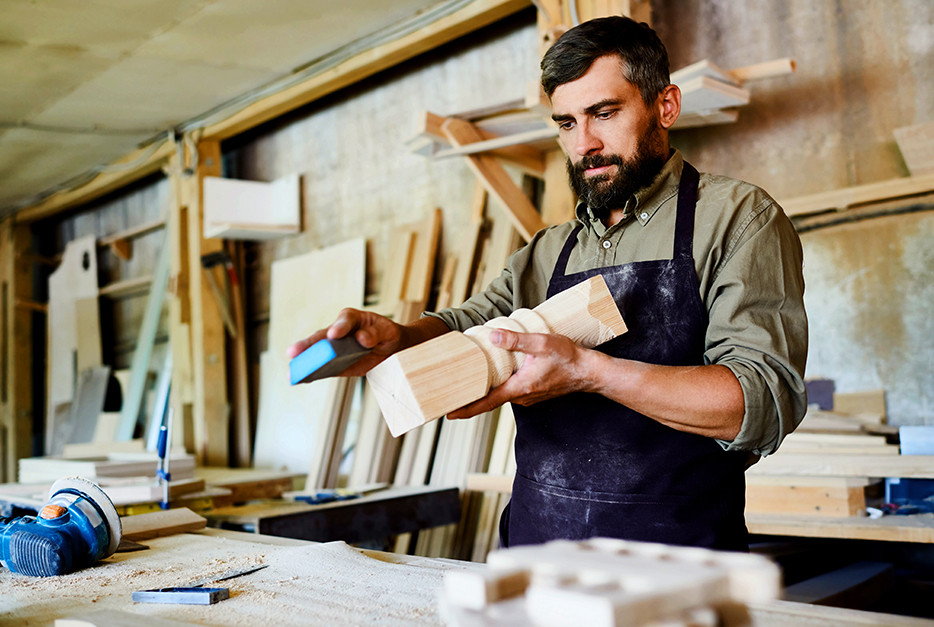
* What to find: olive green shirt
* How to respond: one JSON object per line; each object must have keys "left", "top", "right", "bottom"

{"left": 427, "top": 150, "right": 808, "bottom": 456}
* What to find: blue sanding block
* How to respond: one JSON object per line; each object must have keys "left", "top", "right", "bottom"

{"left": 132, "top": 587, "right": 229, "bottom": 605}
{"left": 289, "top": 336, "right": 372, "bottom": 385}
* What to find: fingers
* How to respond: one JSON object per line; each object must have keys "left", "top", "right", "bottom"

{"left": 286, "top": 329, "right": 328, "bottom": 359}
{"left": 488, "top": 328, "right": 550, "bottom": 355}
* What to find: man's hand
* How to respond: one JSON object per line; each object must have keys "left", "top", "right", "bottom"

{"left": 287, "top": 310, "right": 451, "bottom": 380}
{"left": 286, "top": 308, "right": 404, "bottom": 378}
{"left": 447, "top": 329, "right": 599, "bottom": 419}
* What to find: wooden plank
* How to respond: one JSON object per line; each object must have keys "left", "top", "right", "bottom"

{"left": 833, "top": 389, "right": 887, "bottom": 419}
{"left": 166, "top": 162, "right": 194, "bottom": 453}
{"left": 182, "top": 140, "right": 228, "bottom": 465}
{"left": 253, "top": 238, "right": 365, "bottom": 475}
{"left": 227, "top": 241, "right": 251, "bottom": 467}
{"left": 404, "top": 208, "right": 443, "bottom": 310}
{"left": 783, "top": 561, "right": 893, "bottom": 609}
{"left": 781, "top": 171, "right": 934, "bottom": 216}
{"left": 433, "top": 127, "right": 554, "bottom": 164}
{"left": 368, "top": 275, "right": 626, "bottom": 437}
{"left": 206, "top": 486, "right": 461, "bottom": 544}
{"left": 195, "top": 466, "right": 302, "bottom": 503}
{"left": 671, "top": 59, "right": 740, "bottom": 87}
{"left": 748, "top": 454, "right": 934, "bottom": 478}
{"left": 47, "top": 235, "right": 100, "bottom": 454}
{"left": 441, "top": 116, "right": 547, "bottom": 242}
{"left": 97, "top": 219, "right": 166, "bottom": 247}
{"left": 678, "top": 75, "right": 750, "bottom": 114}
{"left": 115, "top": 229, "right": 170, "bottom": 442}
{"left": 894, "top": 120, "right": 934, "bottom": 177}
{"left": 748, "top": 599, "right": 934, "bottom": 627}
{"left": 120, "top": 507, "right": 207, "bottom": 541}
{"left": 746, "top": 479, "right": 869, "bottom": 518}
{"left": 449, "top": 223, "right": 485, "bottom": 307}
{"left": 374, "top": 229, "right": 415, "bottom": 317}
{"left": 729, "top": 58, "right": 796, "bottom": 83}
{"left": 746, "top": 512, "right": 934, "bottom": 543}
{"left": 478, "top": 212, "right": 523, "bottom": 292}
{"left": 202, "top": 0, "right": 533, "bottom": 141}
{"left": 97, "top": 275, "right": 152, "bottom": 299}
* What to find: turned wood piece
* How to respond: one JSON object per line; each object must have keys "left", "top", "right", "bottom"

{"left": 367, "top": 275, "right": 627, "bottom": 437}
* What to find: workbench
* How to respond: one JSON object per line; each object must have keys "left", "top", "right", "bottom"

{"left": 4, "top": 527, "right": 934, "bottom": 627}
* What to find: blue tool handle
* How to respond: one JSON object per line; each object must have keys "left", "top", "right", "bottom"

{"left": 157, "top": 425, "right": 168, "bottom": 458}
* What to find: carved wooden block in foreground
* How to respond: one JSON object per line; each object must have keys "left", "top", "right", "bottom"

{"left": 441, "top": 538, "right": 781, "bottom": 627}
{"left": 366, "top": 275, "right": 627, "bottom": 437}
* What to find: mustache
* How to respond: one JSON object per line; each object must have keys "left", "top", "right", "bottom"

{"left": 572, "top": 154, "right": 624, "bottom": 173}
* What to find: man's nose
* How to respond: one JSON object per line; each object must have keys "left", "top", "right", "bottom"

{"left": 575, "top": 121, "right": 602, "bottom": 156}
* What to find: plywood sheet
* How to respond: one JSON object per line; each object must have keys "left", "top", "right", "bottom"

{"left": 253, "top": 238, "right": 365, "bottom": 474}
{"left": 47, "top": 235, "right": 100, "bottom": 455}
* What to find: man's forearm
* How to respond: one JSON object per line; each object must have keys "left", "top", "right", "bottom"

{"left": 586, "top": 351, "right": 745, "bottom": 441}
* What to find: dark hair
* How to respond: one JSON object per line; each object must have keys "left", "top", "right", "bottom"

{"left": 541, "top": 16, "right": 670, "bottom": 106}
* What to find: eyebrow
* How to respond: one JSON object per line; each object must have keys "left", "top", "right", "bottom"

{"left": 551, "top": 98, "right": 626, "bottom": 123}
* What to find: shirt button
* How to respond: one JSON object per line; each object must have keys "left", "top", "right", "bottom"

{"left": 602, "top": 240, "right": 611, "bottom": 249}
{"left": 641, "top": 212, "right": 648, "bottom": 220}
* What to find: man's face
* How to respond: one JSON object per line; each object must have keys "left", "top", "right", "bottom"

{"left": 550, "top": 55, "right": 668, "bottom": 219}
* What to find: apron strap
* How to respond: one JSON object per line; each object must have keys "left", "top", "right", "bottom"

{"left": 550, "top": 223, "right": 584, "bottom": 283}
{"left": 673, "top": 162, "right": 699, "bottom": 260}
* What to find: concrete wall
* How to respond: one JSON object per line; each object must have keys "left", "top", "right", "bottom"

{"left": 654, "top": 1, "right": 934, "bottom": 424}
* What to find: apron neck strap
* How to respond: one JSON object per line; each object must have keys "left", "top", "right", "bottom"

{"left": 550, "top": 161, "right": 700, "bottom": 281}
{"left": 674, "top": 161, "right": 699, "bottom": 260}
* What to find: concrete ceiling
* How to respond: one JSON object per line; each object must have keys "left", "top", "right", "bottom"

{"left": 0, "top": 0, "right": 450, "bottom": 214}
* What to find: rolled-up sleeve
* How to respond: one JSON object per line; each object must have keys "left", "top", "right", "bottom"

{"left": 704, "top": 199, "right": 809, "bottom": 456}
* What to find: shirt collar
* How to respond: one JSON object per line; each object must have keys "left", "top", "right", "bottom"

{"left": 576, "top": 149, "right": 684, "bottom": 233}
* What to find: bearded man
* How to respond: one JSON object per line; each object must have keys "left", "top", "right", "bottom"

{"left": 290, "top": 16, "right": 808, "bottom": 551}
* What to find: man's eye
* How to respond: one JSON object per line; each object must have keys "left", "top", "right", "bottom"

{"left": 596, "top": 110, "right": 614, "bottom": 119}
{"left": 558, "top": 121, "right": 575, "bottom": 131}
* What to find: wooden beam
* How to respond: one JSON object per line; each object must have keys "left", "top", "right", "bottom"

{"left": 120, "top": 507, "right": 207, "bottom": 542}
{"left": 441, "top": 116, "right": 547, "bottom": 242}
{"left": 98, "top": 275, "right": 152, "bottom": 299}
{"left": 97, "top": 219, "right": 166, "bottom": 247}
{"left": 15, "top": 142, "right": 174, "bottom": 224}
{"left": 745, "top": 512, "right": 934, "bottom": 543}
{"left": 181, "top": 141, "right": 228, "bottom": 466}
{"left": 202, "top": 0, "right": 532, "bottom": 141}
{"left": 409, "top": 111, "right": 547, "bottom": 176}
{"left": 781, "top": 172, "right": 934, "bottom": 217}
{"left": 748, "top": 454, "right": 934, "bottom": 478}
{"left": 0, "top": 220, "right": 33, "bottom": 482}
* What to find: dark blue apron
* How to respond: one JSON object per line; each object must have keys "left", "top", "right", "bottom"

{"left": 501, "top": 163, "right": 748, "bottom": 551}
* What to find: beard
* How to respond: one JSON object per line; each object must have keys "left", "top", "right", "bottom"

{"left": 567, "top": 122, "right": 668, "bottom": 220}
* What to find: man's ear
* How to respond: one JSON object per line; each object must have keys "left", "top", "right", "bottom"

{"left": 656, "top": 84, "right": 681, "bottom": 129}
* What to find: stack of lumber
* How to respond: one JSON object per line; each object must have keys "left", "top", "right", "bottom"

{"left": 18, "top": 452, "right": 195, "bottom": 484}
{"left": 745, "top": 389, "right": 934, "bottom": 520}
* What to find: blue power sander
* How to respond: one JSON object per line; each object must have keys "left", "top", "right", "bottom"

{"left": 0, "top": 476, "right": 122, "bottom": 577}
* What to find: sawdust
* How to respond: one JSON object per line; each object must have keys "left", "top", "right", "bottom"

{"left": 0, "top": 533, "right": 465, "bottom": 626}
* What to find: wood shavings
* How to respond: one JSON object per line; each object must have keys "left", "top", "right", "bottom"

{"left": 0, "top": 533, "right": 467, "bottom": 626}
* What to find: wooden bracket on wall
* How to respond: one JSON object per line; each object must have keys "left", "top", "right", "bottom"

{"left": 440, "top": 116, "right": 547, "bottom": 242}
